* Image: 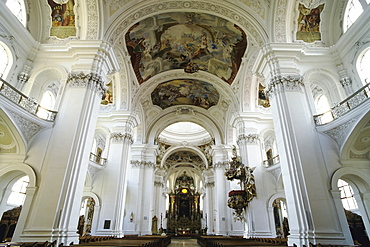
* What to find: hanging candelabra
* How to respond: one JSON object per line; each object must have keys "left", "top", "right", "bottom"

{"left": 225, "top": 146, "right": 257, "bottom": 221}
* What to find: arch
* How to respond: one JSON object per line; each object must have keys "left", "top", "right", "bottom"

{"left": 105, "top": 0, "right": 268, "bottom": 48}
{"left": 0, "top": 163, "right": 37, "bottom": 189}
{"left": 331, "top": 167, "right": 370, "bottom": 193}
{"left": 160, "top": 145, "right": 209, "bottom": 169}
{"left": 25, "top": 65, "right": 68, "bottom": 101}
{"left": 81, "top": 191, "right": 101, "bottom": 208}
{"left": 341, "top": 110, "right": 370, "bottom": 160}
{"left": 303, "top": 68, "right": 342, "bottom": 105}
{"left": 267, "top": 192, "right": 286, "bottom": 208}
{"left": 146, "top": 108, "right": 223, "bottom": 145}
{"left": 0, "top": 109, "right": 26, "bottom": 156}
{"left": 0, "top": 41, "right": 14, "bottom": 79}
{"left": 355, "top": 44, "right": 370, "bottom": 85}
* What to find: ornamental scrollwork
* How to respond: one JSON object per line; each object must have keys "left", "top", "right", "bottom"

{"left": 237, "top": 134, "right": 259, "bottom": 144}
{"left": 67, "top": 72, "right": 106, "bottom": 98}
{"left": 110, "top": 132, "right": 134, "bottom": 144}
{"left": 266, "top": 75, "right": 304, "bottom": 98}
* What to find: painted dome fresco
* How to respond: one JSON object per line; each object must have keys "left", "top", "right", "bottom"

{"left": 151, "top": 79, "right": 219, "bottom": 110}
{"left": 125, "top": 12, "right": 247, "bottom": 84}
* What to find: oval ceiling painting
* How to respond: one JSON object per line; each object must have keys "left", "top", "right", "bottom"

{"left": 151, "top": 79, "right": 219, "bottom": 110}
{"left": 125, "top": 12, "right": 247, "bottom": 84}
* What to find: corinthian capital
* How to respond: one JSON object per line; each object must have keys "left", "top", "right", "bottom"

{"left": 266, "top": 75, "right": 304, "bottom": 98}
{"left": 237, "top": 134, "right": 259, "bottom": 144}
{"left": 110, "top": 132, "right": 134, "bottom": 144}
{"left": 67, "top": 72, "right": 105, "bottom": 97}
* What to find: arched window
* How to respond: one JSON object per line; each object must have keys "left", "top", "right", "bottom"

{"left": 7, "top": 176, "right": 29, "bottom": 206}
{"left": 0, "top": 42, "right": 13, "bottom": 79}
{"left": 315, "top": 94, "right": 333, "bottom": 124}
{"left": 39, "top": 91, "right": 55, "bottom": 110}
{"left": 6, "top": 0, "right": 27, "bottom": 27}
{"left": 343, "top": 0, "right": 369, "bottom": 32}
{"left": 358, "top": 48, "right": 370, "bottom": 84}
{"left": 337, "top": 179, "right": 358, "bottom": 211}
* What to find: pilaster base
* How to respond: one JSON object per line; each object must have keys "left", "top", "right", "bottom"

{"left": 16, "top": 229, "right": 80, "bottom": 246}
{"left": 288, "top": 231, "right": 353, "bottom": 247}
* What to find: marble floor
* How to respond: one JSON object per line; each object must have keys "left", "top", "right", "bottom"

{"left": 167, "top": 238, "right": 201, "bottom": 246}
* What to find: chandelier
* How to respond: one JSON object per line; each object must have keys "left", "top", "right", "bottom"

{"left": 225, "top": 146, "right": 257, "bottom": 221}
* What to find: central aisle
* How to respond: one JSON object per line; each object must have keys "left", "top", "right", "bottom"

{"left": 168, "top": 238, "right": 202, "bottom": 246}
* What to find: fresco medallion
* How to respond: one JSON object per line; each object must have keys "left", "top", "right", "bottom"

{"left": 151, "top": 79, "right": 219, "bottom": 110}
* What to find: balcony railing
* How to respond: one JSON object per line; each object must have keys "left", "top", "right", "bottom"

{"left": 313, "top": 83, "right": 370, "bottom": 125}
{"left": 263, "top": 155, "right": 280, "bottom": 167}
{"left": 89, "top": 152, "right": 107, "bottom": 166}
{"left": 0, "top": 78, "right": 57, "bottom": 121}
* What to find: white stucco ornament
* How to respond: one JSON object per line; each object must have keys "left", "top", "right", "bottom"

{"left": 53, "top": 0, "right": 69, "bottom": 4}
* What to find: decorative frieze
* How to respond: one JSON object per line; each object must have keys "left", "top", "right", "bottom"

{"left": 324, "top": 118, "right": 357, "bottom": 147}
{"left": 266, "top": 75, "right": 304, "bottom": 98}
{"left": 110, "top": 132, "right": 133, "bottom": 144}
{"left": 9, "top": 111, "right": 44, "bottom": 142}
{"left": 67, "top": 72, "right": 105, "bottom": 98}
{"left": 130, "top": 160, "right": 156, "bottom": 168}
{"left": 237, "top": 134, "right": 259, "bottom": 144}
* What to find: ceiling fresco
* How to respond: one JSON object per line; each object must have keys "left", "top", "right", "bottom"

{"left": 125, "top": 12, "right": 247, "bottom": 84}
{"left": 151, "top": 79, "right": 219, "bottom": 110}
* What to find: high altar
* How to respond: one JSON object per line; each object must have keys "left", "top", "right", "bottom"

{"left": 167, "top": 172, "right": 202, "bottom": 235}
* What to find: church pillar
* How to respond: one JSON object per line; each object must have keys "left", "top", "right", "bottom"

{"left": 267, "top": 75, "right": 353, "bottom": 246}
{"left": 203, "top": 169, "right": 214, "bottom": 235}
{"left": 212, "top": 146, "right": 229, "bottom": 235}
{"left": 108, "top": 131, "right": 134, "bottom": 237}
{"left": 14, "top": 72, "right": 105, "bottom": 245}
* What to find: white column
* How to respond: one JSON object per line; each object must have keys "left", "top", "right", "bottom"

{"left": 203, "top": 169, "right": 214, "bottom": 235}
{"left": 110, "top": 132, "right": 134, "bottom": 237}
{"left": 14, "top": 72, "right": 104, "bottom": 245}
{"left": 267, "top": 75, "right": 353, "bottom": 246}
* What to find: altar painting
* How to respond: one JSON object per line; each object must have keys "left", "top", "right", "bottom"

{"left": 296, "top": 4, "right": 324, "bottom": 43}
{"left": 125, "top": 12, "right": 247, "bottom": 84}
{"left": 151, "top": 79, "right": 219, "bottom": 110}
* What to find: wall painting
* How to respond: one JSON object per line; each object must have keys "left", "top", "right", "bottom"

{"left": 296, "top": 4, "right": 324, "bottom": 43}
{"left": 48, "top": 0, "right": 76, "bottom": 39}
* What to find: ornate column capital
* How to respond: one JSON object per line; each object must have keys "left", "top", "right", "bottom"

{"left": 111, "top": 132, "right": 134, "bottom": 144}
{"left": 266, "top": 75, "right": 304, "bottom": 98}
{"left": 130, "top": 160, "right": 156, "bottom": 168}
{"left": 67, "top": 72, "right": 105, "bottom": 98}
{"left": 237, "top": 134, "right": 259, "bottom": 145}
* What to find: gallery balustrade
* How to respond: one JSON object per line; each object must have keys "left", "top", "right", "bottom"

{"left": 89, "top": 152, "right": 107, "bottom": 166}
{"left": 313, "top": 83, "right": 370, "bottom": 125}
{"left": 263, "top": 155, "right": 280, "bottom": 167}
{"left": 0, "top": 78, "right": 57, "bottom": 121}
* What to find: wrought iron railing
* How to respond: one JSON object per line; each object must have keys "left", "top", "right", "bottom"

{"left": 0, "top": 78, "right": 57, "bottom": 121}
{"left": 263, "top": 155, "right": 280, "bottom": 167}
{"left": 313, "top": 83, "right": 370, "bottom": 125}
{"left": 89, "top": 152, "right": 107, "bottom": 166}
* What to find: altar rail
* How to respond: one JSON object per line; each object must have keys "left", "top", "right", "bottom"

{"left": 313, "top": 83, "right": 370, "bottom": 125}
{"left": 0, "top": 78, "right": 57, "bottom": 122}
